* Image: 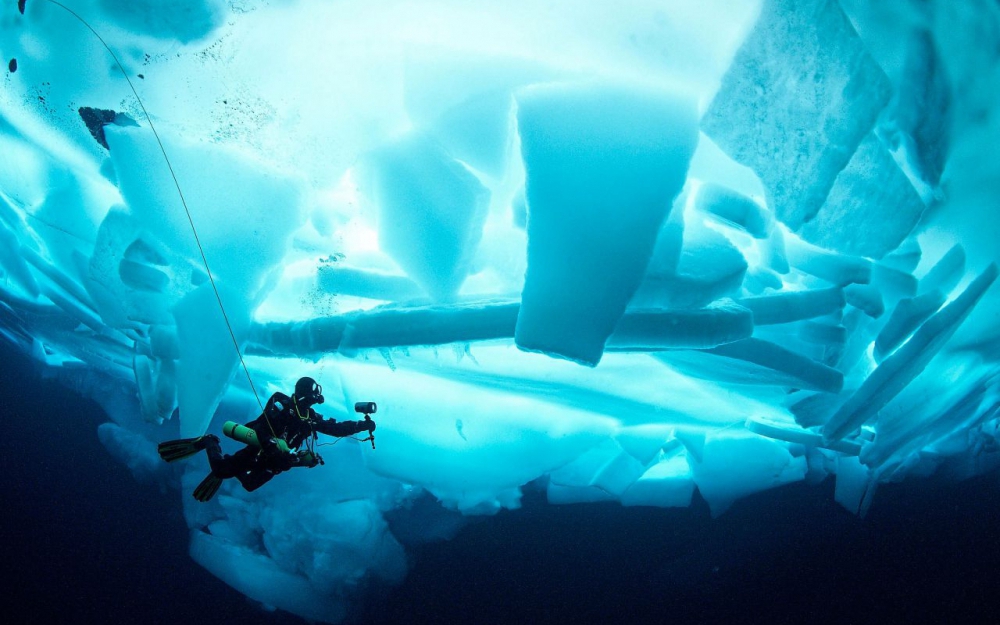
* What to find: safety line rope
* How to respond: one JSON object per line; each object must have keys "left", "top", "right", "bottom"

{"left": 39, "top": 0, "right": 266, "bottom": 414}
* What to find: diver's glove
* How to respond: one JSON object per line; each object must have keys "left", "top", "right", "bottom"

{"left": 362, "top": 418, "right": 376, "bottom": 433}
{"left": 296, "top": 450, "right": 321, "bottom": 468}
{"left": 262, "top": 442, "right": 297, "bottom": 472}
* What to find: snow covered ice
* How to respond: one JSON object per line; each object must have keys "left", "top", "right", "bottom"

{"left": 3, "top": 0, "right": 1000, "bottom": 622}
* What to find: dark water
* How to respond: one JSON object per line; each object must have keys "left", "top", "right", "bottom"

{"left": 3, "top": 339, "right": 1000, "bottom": 624}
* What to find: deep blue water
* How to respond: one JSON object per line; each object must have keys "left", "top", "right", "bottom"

{"left": 3, "top": 337, "right": 1000, "bottom": 624}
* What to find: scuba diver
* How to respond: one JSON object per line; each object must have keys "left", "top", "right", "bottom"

{"left": 157, "top": 377, "right": 377, "bottom": 502}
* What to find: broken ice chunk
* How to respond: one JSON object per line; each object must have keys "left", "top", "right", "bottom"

{"left": 784, "top": 236, "right": 872, "bottom": 286}
{"left": 745, "top": 415, "right": 862, "bottom": 455}
{"left": 423, "top": 91, "right": 516, "bottom": 181}
{"left": 738, "top": 287, "right": 845, "bottom": 325}
{"left": 620, "top": 455, "right": 695, "bottom": 508}
{"left": 919, "top": 243, "right": 965, "bottom": 295}
{"left": 251, "top": 299, "right": 750, "bottom": 358}
{"left": 701, "top": 0, "right": 892, "bottom": 231}
{"left": 823, "top": 263, "right": 999, "bottom": 441}
{"left": 862, "top": 359, "right": 995, "bottom": 470}
{"left": 590, "top": 449, "right": 647, "bottom": 498}
{"left": 173, "top": 283, "right": 251, "bottom": 438}
{"left": 890, "top": 29, "right": 952, "bottom": 187}
{"left": 788, "top": 391, "right": 845, "bottom": 428}
{"left": 105, "top": 125, "right": 303, "bottom": 302}
{"left": 744, "top": 267, "right": 784, "bottom": 294}
{"left": 607, "top": 299, "right": 752, "bottom": 351}
{"left": 656, "top": 337, "right": 844, "bottom": 394}
{"left": 798, "top": 321, "right": 847, "bottom": 346}
{"left": 834, "top": 455, "right": 874, "bottom": 516}
{"left": 871, "top": 263, "right": 918, "bottom": 300}
{"left": 357, "top": 133, "right": 491, "bottom": 301}
{"left": 547, "top": 440, "right": 623, "bottom": 505}
{"left": 614, "top": 424, "right": 675, "bottom": 466}
{"left": 316, "top": 265, "right": 424, "bottom": 302}
{"left": 844, "top": 284, "right": 885, "bottom": 318}
{"left": 764, "top": 225, "right": 790, "bottom": 274}
{"left": 694, "top": 183, "right": 770, "bottom": 239}
{"left": 631, "top": 219, "right": 749, "bottom": 310}
{"left": 873, "top": 291, "right": 946, "bottom": 362}
{"left": 690, "top": 431, "right": 807, "bottom": 517}
{"left": 798, "top": 133, "right": 925, "bottom": 259}
{"left": 404, "top": 49, "right": 557, "bottom": 180}
{"left": 881, "top": 237, "right": 922, "bottom": 273}
{"left": 514, "top": 81, "right": 698, "bottom": 366}
{"left": 87, "top": 207, "right": 195, "bottom": 328}
{"left": 340, "top": 300, "right": 519, "bottom": 351}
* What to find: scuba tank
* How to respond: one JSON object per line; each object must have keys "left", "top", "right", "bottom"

{"left": 223, "top": 421, "right": 290, "bottom": 452}
{"left": 222, "top": 421, "right": 322, "bottom": 467}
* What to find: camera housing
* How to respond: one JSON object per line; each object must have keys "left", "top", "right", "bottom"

{"left": 354, "top": 401, "right": 377, "bottom": 415}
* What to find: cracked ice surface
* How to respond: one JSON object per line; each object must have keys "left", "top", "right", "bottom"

{"left": 3, "top": 0, "right": 1000, "bottom": 621}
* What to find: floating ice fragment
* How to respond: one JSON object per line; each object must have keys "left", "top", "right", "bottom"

{"left": 874, "top": 291, "right": 946, "bottom": 362}
{"left": 738, "top": 287, "right": 845, "bottom": 325}
{"left": 844, "top": 284, "right": 885, "bottom": 318}
{"left": 316, "top": 266, "right": 425, "bottom": 302}
{"left": 784, "top": 236, "right": 872, "bottom": 286}
{"left": 701, "top": 0, "right": 892, "bottom": 231}
{"left": 824, "top": 263, "right": 999, "bottom": 441}
{"left": 357, "top": 133, "right": 491, "bottom": 301}
{"left": 694, "top": 183, "right": 770, "bottom": 239}
{"left": 514, "top": 81, "right": 698, "bottom": 365}
{"left": 657, "top": 337, "right": 844, "bottom": 393}
{"left": 690, "top": 431, "right": 807, "bottom": 517}
{"left": 871, "top": 263, "right": 918, "bottom": 301}
{"left": 798, "top": 133, "right": 925, "bottom": 259}
{"left": 620, "top": 455, "right": 695, "bottom": 508}
{"left": 173, "top": 284, "right": 250, "bottom": 437}
{"left": 919, "top": 243, "right": 965, "bottom": 295}
{"left": 631, "top": 220, "right": 748, "bottom": 310}
{"left": 606, "top": 299, "right": 752, "bottom": 351}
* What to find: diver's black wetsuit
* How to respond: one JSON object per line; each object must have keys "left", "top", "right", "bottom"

{"left": 205, "top": 392, "right": 372, "bottom": 492}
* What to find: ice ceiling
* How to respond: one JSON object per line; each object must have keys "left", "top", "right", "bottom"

{"left": 3, "top": 0, "right": 1000, "bottom": 621}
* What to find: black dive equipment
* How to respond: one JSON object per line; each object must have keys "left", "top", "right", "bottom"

{"left": 355, "top": 402, "right": 377, "bottom": 449}
{"left": 222, "top": 421, "right": 322, "bottom": 467}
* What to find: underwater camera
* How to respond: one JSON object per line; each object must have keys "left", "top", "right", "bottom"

{"left": 354, "top": 401, "right": 377, "bottom": 415}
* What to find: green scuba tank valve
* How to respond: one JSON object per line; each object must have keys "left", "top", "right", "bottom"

{"left": 223, "top": 421, "right": 290, "bottom": 453}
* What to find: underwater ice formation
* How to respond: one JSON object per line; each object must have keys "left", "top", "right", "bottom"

{"left": 3, "top": 0, "right": 1000, "bottom": 621}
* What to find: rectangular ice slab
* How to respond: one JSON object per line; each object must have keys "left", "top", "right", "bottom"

{"left": 738, "top": 287, "right": 845, "bottom": 325}
{"left": 607, "top": 299, "right": 752, "bottom": 350}
{"left": 690, "top": 431, "right": 807, "bottom": 517}
{"left": 631, "top": 211, "right": 748, "bottom": 310}
{"left": 784, "top": 236, "right": 872, "bottom": 286}
{"left": 824, "top": 263, "right": 999, "bottom": 441}
{"left": 798, "top": 133, "right": 925, "bottom": 259}
{"left": 357, "top": 133, "right": 491, "bottom": 301}
{"left": 173, "top": 283, "right": 250, "bottom": 438}
{"left": 657, "top": 337, "right": 844, "bottom": 394}
{"left": 250, "top": 300, "right": 749, "bottom": 357}
{"left": 694, "top": 183, "right": 770, "bottom": 239}
{"left": 701, "top": 0, "right": 892, "bottom": 230}
{"left": 874, "top": 291, "right": 946, "bottom": 362}
{"left": 514, "top": 81, "right": 698, "bottom": 366}
{"left": 316, "top": 265, "right": 424, "bottom": 302}
{"left": 620, "top": 455, "right": 695, "bottom": 508}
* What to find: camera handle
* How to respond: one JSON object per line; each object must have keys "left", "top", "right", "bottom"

{"left": 361, "top": 414, "right": 376, "bottom": 450}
